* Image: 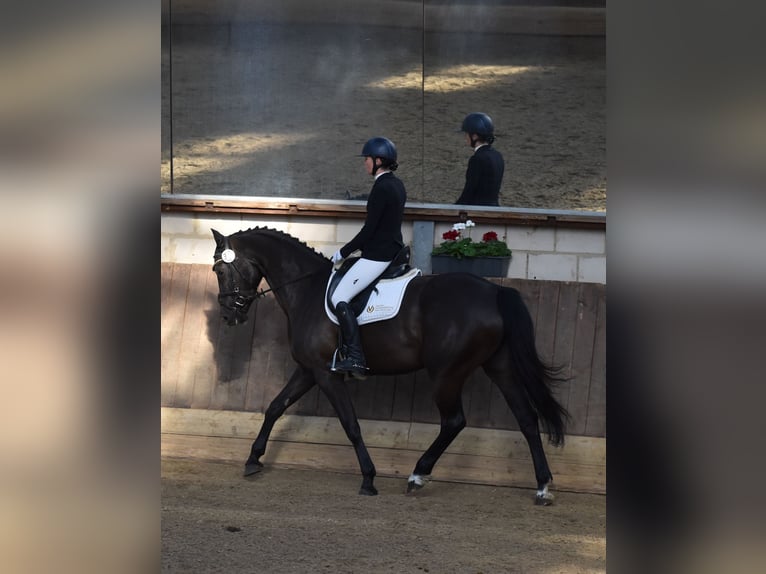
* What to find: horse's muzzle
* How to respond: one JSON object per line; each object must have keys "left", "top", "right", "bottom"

{"left": 221, "top": 307, "right": 249, "bottom": 326}
{"left": 218, "top": 291, "right": 254, "bottom": 326}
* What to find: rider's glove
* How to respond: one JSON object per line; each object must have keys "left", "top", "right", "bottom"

{"left": 331, "top": 250, "right": 344, "bottom": 264}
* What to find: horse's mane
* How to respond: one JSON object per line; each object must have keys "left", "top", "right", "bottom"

{"left": 233, "top": 227, "right": 330, "bottom": 263}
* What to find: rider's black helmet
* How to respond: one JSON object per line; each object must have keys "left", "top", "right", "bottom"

{"left": 461, "top": 112, "right": 495, "bottom": 138}
{"left": 359, "top": 136, "right": 398, "bottom": 173}
{"left": 360, "top": 136, "right": 398, "bottom": 162}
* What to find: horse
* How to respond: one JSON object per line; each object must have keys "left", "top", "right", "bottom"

{"left": 211, "top": 227, "right": 569, "bottom": 504}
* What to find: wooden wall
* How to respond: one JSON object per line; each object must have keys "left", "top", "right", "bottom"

{"left": 161, "top": 262, "right": 605, "bottom": 438}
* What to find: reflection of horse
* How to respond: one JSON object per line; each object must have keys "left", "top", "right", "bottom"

{"left": 212, "top": 228, "right": 569, "bottom": 504}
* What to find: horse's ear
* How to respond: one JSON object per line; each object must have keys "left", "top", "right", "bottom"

{"left": 211, "top": 228, "right": 225, "bottom": 247}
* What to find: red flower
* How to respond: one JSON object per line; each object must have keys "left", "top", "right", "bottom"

{"left": 482, "top": 231, "right": 498, "bottom": 242}
{"left": 443, "top": 229, "right": 461, "bottom": 241}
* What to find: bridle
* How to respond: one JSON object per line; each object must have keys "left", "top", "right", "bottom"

{"left": 214, "top": 255, "right": 258, "bottom": 314}
{"left": 214, "top": 248, "right": 327, "bottom": 315}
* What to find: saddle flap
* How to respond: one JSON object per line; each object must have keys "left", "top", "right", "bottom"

{"left": 326, "top": 247, "right": 412, "bottom": 315}
{"left": 325, "top": 266, "right": 421, "bottom": 326}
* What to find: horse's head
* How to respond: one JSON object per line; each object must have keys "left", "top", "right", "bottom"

{"left": 211, "top": 229, "right": 263, "bottom": 326}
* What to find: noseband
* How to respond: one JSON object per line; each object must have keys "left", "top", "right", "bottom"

{"left": 214, "top": 251, "right": 259, "bottom": 313}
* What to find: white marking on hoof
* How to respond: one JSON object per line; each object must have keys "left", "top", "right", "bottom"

{"left": 408, "top": 473, "right": 426, "bottom": 487}
{"left": 406, "top": 473, "right": 432, "bottom": 494}
{"left": 536, "top": 484, "right": 555, "bottom": 502}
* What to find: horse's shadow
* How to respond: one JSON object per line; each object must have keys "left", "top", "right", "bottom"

{"left": 204, "top": 296, "right": 252, "bottom": 384}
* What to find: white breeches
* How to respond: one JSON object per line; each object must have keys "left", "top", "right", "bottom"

{"left": 331, "top": 257, "right": 391, "bottom": 307}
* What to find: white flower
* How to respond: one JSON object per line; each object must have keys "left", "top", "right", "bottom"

{"left": 465, "top": 220, "right": 475, "bottom": 228}
{"left": 453, "top": 223, "right": 466, "bottom": 231}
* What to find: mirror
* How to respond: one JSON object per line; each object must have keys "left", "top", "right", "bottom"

{"left": 161, "top": 1, "right": 605, "bottom": 211}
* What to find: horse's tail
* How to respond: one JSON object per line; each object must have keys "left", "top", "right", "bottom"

{"left": 497, "top": 287, "right": 569, "bottom": 446}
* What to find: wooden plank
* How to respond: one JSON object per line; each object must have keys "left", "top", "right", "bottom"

{"left": 348, "top": 375, "right": 377, "bottom": 420}
{"left": 410, "top": 369, "right": 439, "bottom": 424}
{"left": 161, "top": 431, "right": 605, "bottom": 494}
{"left": 226, "top": 301, "right": 258, "bottom": 411}
{"left": 245, "top": 293, "right": 296, "bottom": 414}
{"left": 208, "top": 313, "right": 253, "bottom": 411}
{"left": 162, "top": 196, "right": 606, "bottom": 230}
{"left": 173, "top": 264, "right": 210, "bottom": 407}
{"left": 515, "top": 278, "right": 541, "bottom": 324}
{"left": 161, "top": 263, "right": 191, "bottom": 407}
{"left": 585, "top": 288, "right": 606, "bottom": 437}
{"left": 370, "top": 375, "right": 395, "bottom": 421}
{"left": 244, "top": 343, "right": 269, "bottom": 412}
{"left": 465, "top": 370, "right": 493, "bottom": 429}
{"left": 314, "top": 385, "right": 337, "bottom": 418}
{"left": 552, "top": 282, "right": 579, "bottom": 426}
{"left": 534, "top": 281, "right": 559, "bottom": 366}
{"left": 160, "top": 407, "right": 606, "bottom": 493}
{"left": 487, "top": 380, "right": 518, "bottom": 431}
{"left": 160, "top": 262, "right": 174, "bottom": 315}
{"left": 190, "top": 277, "right": 219, "bottom": 409}
{"left": 390, "top": 373, "right": 417, "bottom": 422}
{"left": 566, "top": 283, "right": 600, "bottom": 435}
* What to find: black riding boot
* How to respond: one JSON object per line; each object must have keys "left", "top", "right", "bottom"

{"left": 331, "top": 302, "right": 368, "bottom": 379}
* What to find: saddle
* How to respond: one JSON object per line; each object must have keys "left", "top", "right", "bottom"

{"left": 325, "top": 246, "right": 421, "bottom": 324}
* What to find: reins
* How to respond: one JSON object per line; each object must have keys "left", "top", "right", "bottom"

{"left": 252, "top": 267, "right": 328, "bottom": 299}
{"left": 216, "top": 254, "right": 327, "bottom": 303}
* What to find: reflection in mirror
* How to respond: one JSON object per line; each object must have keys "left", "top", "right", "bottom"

{"left": 163, "top": 1, "right": 424, "bottom": 200}
{"left": 161, "top": 0, "right": 171, "bottom": 195}
{"left": 423, "top": 1, "right": 605, "bottom": 210}
{"left": 161, "top": 1, "right": 605, "bottom": 211}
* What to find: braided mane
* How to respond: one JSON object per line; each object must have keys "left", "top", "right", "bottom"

{"left": 233, "top": 226, "right": 329, "bottom": 263}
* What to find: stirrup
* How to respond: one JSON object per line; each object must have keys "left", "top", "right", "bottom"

{"left": 329, "top": 348, "right": 343, "bottom": 372}
{"left": 329, "top": 350, "right": 368, "bottom": 379}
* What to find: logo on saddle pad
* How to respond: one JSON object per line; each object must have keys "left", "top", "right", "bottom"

{"left": 324, "top": 266, "right": 421, "bottom": 326}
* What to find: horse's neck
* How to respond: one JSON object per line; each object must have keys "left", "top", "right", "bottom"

{"left": 265, "top": 263, "right": 327, "bottom": 319}
{"left": 238, "top": 231, "right": 328, "bottom": 314}
{"left": 253, "top": 249, "right": 327, "bottom": 313}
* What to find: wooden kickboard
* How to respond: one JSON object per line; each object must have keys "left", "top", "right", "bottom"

{"left": 161, "top": 407, "right": 605, "bottom": 494}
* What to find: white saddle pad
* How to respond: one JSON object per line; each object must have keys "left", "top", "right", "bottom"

{"left": 324, "top": 267, "right": 421, "bottom": 326}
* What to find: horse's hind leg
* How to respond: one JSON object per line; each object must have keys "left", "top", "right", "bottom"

{"left": 315, "top": 371, "right": 378, "bottom": 496}
{"left": 244, "top": 366, "right": 316, "bottom": 476}
{"left": 407, "top": 375, "right": 467, "bottom": 494}
{"left": 485, "top": 364, "right": 555, "bottom": 505}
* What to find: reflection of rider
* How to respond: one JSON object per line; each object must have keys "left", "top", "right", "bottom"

{"left": 330, "top": 137, "right": 406, "bottom": 378}
{"left": 455, "top": 112, "right": 504, "bottom": 206}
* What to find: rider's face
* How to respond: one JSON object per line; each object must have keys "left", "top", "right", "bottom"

{"left": 364, "top": 156, "right": 374, "bottom": 175}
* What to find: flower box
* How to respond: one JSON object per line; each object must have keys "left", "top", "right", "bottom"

{"left": 430, "top": 220, "right": 512, "bottom": 278}
{"left": 431, "top": 254, "right": 511, "bottom": 277}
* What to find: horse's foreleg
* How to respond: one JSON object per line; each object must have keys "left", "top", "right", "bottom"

{"left": 315, "top": 372, "right": 378, "bottom": 496}
{"left": 244, "top": 366, "right": 316, "bottom": 476}
{"left": 407, "top": 378, "right": 467, "bottom": 494}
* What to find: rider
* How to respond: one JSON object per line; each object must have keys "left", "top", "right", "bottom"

{"left": 330, "top": 136, "right": 407, "bottom": 378}
{"left": 455, "top": 112, "right": 504, "bottom": 206}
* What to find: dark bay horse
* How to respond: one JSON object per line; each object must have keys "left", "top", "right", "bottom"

{"left": 211, "top": 227, "right": 569, "bottom": 504}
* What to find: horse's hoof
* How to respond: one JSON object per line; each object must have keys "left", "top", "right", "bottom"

{"left": 243, "top": 462, "right": 264, "bottom": 477}
{"left": 359, "top": 485, "right": 378, "bottom": 496}
{"left": 535, "top": 483, "right": 555, "bottom": 505}
{"left": 405, "top": 481, "right": 424, "bottom": 495}
{"left": 534, "top": 494, "right": 554, "bottom": 506}
{"left": 406, "top": 473, "right": 430, "bottom": 495}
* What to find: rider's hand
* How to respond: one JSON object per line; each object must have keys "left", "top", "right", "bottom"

{"left": 331, "top": 250, "right": 344, "bottom": 264}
